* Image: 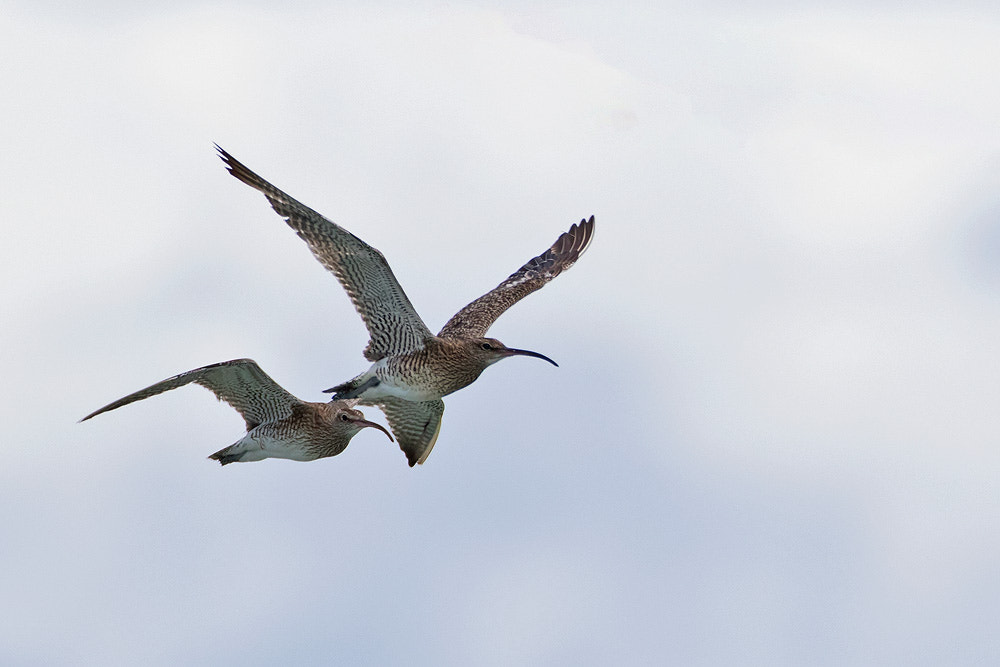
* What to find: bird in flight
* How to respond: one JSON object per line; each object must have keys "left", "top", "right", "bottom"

{"left": 217, "top": 146, "right": 594, "bottom": 467}
{"left": 81, "top": 358, "right": 392, "bottom": 465}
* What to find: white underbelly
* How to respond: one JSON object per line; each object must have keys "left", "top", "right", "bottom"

{"left": 239, "top": 433, "right": 314, "bottom": 462}
{"left": 367, "top": 380, "right": 439, "bottom": 402}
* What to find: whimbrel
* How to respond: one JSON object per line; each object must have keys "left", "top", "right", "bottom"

{"left": 217, "top": 146, "right": 594, "bottom": 467}
{"left": 80, "top": 358, "right": 392, "bottom": 464}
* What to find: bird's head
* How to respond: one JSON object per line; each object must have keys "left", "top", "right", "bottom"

{"left": 467, "top": 337, "right": 559, "bottom": 369}
{"left": 332, "top": 406, "right": 393, "bottom": 442}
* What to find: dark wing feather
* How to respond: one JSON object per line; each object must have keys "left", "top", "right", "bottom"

{"left": 80, "top": 359, "right": 301, "bottom": 430}
{"left": 437, "top": 216, "right": 595, "bottom": 339}
{"left": 217, "top": 145, "right": 433, "bottom": 361}
{"left": 370, "top": 397, "right": 444, "bottom": 466}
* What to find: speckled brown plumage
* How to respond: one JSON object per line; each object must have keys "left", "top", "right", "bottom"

{"left": 437, "top": 216, "right": 595, "bottom": 338}
{"left": 374, "top": 397, "right": 445, "bottom": 466}
{"left": 218, "top": 147, "right": 431, "bottom": 363}
{"left": 80, "top": 359, "right": 392, "bottom": 464}
{"left": 217, "top": 146, "right": 594, "bottom": 466}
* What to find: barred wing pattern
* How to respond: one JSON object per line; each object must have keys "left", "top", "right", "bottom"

{"left": 80, "top": 359, "right": 301, "bottom": 430}
{"left": 371, "top": 397, "right": 445, "bottom": 467}
{"left": 437, "top": 215, "right": 595, "bottom": 339}
{"left": 217, "top": 146, "right": 433, "bottom": 362}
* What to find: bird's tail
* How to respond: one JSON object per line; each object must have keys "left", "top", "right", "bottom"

{"left": 208, "top": 441, "right": 250, "bottom": 466}
{"left": 324, "top": 375, "right": 380, "bottom": 400}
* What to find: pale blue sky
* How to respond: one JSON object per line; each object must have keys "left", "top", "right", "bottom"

{"left": 3, "top": 2, "right": 1000, "bottom": 664}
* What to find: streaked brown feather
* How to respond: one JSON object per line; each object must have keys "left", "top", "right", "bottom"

{"left": 370, "top": 397, "right": 444, "bottom": 466}
{"left": 437, "top": 215, "right": 595, "bottom": 338}
{"left": 79, "top": 358, "right": 301, "bottom": 429}
{"left": 216, "top": 146, "right": 433, "bottom": 361}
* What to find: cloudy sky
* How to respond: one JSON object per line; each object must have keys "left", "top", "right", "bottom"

{"left": 3, "top": 2, "right": 1000, "bottom": 664}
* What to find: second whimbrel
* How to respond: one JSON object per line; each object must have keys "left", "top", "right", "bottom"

{"left": 217, "top": 146, "right": 594, "bottom": 467}
{"left": 80, "top": 358, "right": 392, "bottom": 464}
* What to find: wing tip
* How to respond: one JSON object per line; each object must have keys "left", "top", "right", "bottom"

{"left": 216, "top": 145, "right": 246, "bottom": 179}
{"left": 549, "top": 213, "right": 595, "bottom": 270}
{"left": 572, "top": 215, "right": 596, "bottom": 256}
{"left": 214, "top": 144, "right": 271, "bottom": 195}
{"left": 214, "top": 142, "right": 235, "bottom": 170}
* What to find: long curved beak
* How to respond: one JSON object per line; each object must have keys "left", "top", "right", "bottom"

{"left": 504, "top": 347, "right": 559, "bottom": 367}
{"left": 356, "top": 418, "right": 394, "bottom": 442}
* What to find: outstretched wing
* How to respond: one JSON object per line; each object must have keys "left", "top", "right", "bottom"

{"left": 370, "top": 397, "right": 445, "bottom": 467}
{"left": 437, "top": 216, "right": 595, "bottom": 339}
{"left": 80, "top": 359, "right": 302, "bottom": 429}
{"left": 217, "top": 145, "right": 433, "bottom": 361}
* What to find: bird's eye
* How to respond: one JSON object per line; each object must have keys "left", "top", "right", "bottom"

{"left": 481, "top": 342, "right": 493, "bottom": 350}
{"left": 339, "top": 414, "right": 350, "bottom": 422}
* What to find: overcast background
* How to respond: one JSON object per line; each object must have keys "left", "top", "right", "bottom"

{"left": 3, "top": 2, "right": 1000, "bottom": 665}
